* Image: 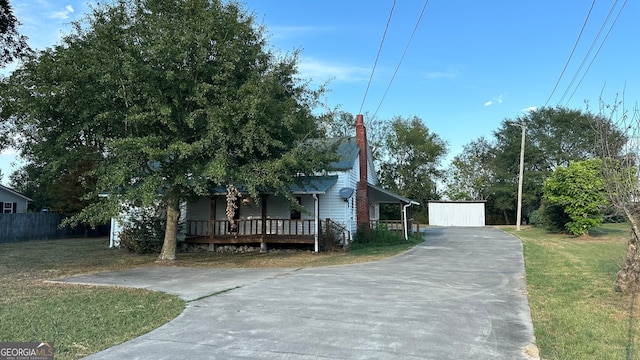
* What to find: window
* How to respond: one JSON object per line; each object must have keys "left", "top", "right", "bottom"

{"left": 291, "top": 197, "right": 302, "bottom": 220}
{"left": 3, "top": 202, "right": 15, "bottom": 214}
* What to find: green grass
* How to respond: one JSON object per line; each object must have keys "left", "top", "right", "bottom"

{"left": 503, "top": 223, "right": 638, "bottom": 359}
{"left": 0, "top": 233, "right": 421, "bottom": 359}
{"left": 0, "top": 238, "right": 185, "bottom": 360}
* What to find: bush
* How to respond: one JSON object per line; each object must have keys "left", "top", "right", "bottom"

{"left": 351, "top": 223, "right": 409, "bottom": 250}
{"left": 118, "top": 205, "right": 167, "bottom": 254}
{"left": 530, "top": 203, "right": 570, "bottom": 233}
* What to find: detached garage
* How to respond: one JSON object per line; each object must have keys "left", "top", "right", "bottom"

{"left": 428, "top": 201, "right": 486, "bottom": 227}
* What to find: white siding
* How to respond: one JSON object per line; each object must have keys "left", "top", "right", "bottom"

{"left": 321, "top": 170, "right": 355, "bottom": 233}
{"left": 428, "top": 202, "right": 486, "bottom": 227}
{"left": 0, "top": 189, "right": 30, "bottom": 213}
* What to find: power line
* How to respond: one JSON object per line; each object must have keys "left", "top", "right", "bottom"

{"left": 566, "top": 0, "right": 628, "bottom": 104}
{"left": 359, "top": 0, "right": 397, "bottom": 114}
{"left": 544, "top": 0, "right": 596, "bottom": 107}
{"left": 557, "top": 0, "right": 621, "bottom": 105}
{"left": 373, "top": 0, "right": 431, "bottom": 119}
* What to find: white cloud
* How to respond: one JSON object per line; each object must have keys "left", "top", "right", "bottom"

{"left": 522, "top": 106, "right": 537, "bottom": 113}
{"left": 425, "top": 68, "right": 460, "bottom": 79}
{"left": 50, "top": 5, "right": 74, "bottom": 20}
{"left": 298, "top": 57, "right": 369, "bottom": 83}
{"left": 484, "top": 95, "right": 504, "bottom": 107}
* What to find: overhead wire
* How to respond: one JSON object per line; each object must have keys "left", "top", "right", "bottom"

{"left": 372, "top": 0, "right": 431, "bottom": 119}
{"left": 359, "top": 0, "right": 397, "bottom": 114}
{"left": 566, "top": 0, "right": 628, "bottom": 104}
{"left": 543, "top": 0, "right": 596, "bottom": 107}
{"left": 557, "top": 0, "right": 621, "bottom": 105}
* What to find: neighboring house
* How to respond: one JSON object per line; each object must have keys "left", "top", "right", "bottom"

{"left": 0, "top": 184, "right": 32, "bottom": 213}
{"left": 110, "top": 115, "right": 419, "bottom": 251}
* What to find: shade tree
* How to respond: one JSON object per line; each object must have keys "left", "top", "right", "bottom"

{"left": 2, "top": 0, "right": 330, "bottom": 260}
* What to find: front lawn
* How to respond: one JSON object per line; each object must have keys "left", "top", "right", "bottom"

{"left": 0, "top": 234, "right": 421, "bottom": 359}
{"left": 504, "top": 223, "right": 638, "bottom": 359}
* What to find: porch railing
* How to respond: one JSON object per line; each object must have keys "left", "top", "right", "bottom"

{"left": 370, "top": 219, "right": 420, "bottom": 233}
{"left": 186, "top": 219, "right": 315, "bottom": 237}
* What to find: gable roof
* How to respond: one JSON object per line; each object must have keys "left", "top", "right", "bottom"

{"left": 0, "top": 184, "right": 33, "bottom": 202}
{"left": 326, "top": 137, "right": 359, "bottom": 171}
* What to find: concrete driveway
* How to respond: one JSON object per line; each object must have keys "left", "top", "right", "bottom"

{"left": 59, "top": 227, "right": 537, "bottom": 360}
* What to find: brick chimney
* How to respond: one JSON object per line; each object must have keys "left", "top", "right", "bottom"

{"left": 355, "top": 114, "right": 370, "bottom": 229}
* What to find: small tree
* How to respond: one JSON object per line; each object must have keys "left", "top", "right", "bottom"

{"left": 542, "top": 159, "right": 609, "bottom": 236}
{"left": 593, "top": 99, "right": 640, "bottom": 292}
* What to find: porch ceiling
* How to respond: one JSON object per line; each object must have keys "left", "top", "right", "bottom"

{"left": 367, "top": 184, "right": 420, "bottom": 205}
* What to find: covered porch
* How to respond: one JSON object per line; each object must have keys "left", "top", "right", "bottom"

{"left": 184, "top": 176, "right": 338, "bottom": 252}
{"left": 185, "top": 218, "right": 316, "bottom": 245}
{"left": 367, "top": 183, "right": 420, "bottom": 240}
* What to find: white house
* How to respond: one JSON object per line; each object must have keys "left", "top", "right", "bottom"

{"left": 0, "top": 184, "right": 32, "bottom": 213}
{"left": 110, "top": 115, "right": 419, "bottom": 251}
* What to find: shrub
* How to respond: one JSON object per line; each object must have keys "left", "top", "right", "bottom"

{"left": 530, "top": 203, "right": 570, "bottom": 233}
{"left": 351, "top": 223, "right": 407, "bottom": 250}
{"left": 118, "top": 205, "right": 166, "bottom": 254}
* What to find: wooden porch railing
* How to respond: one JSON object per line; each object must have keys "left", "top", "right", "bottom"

{"left": 321, "top": 219, "right": 351, "bottom": 251}
{"left": 186, "top": 219, "right": 316, "bottom": 237}
{"left": 370, "top": 219, "right": 420, "bottom": 233}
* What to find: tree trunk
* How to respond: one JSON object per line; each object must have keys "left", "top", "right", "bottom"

{"left": 503, "top": 210, "right": 509, "bottom": 225}
{"left": 158, "top": 195, "right": 180, "bottom": 261}
{"left": 616, "top": 210, "right": 640, "bottom": 292}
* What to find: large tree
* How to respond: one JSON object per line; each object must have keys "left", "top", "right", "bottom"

{"left": 444, "top": 136, "right": 494, "bottom": 201}
{"left": 0, "top": 0, "right": 29, "bottom": 152}
{"left": 2, "top": 0, "right": 328, "bottom": 260}
{"left": 377, "top": 115, "right": 448, "bottom": 209}
{"left": 489, "top": 106, "right": 625, "bottom": 225}
{"left": 0, "top": 0, "right": 29, "bottom": 67}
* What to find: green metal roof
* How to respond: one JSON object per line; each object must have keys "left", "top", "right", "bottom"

{"left": 289, "top": 175, "right": 339, "bottom": 194}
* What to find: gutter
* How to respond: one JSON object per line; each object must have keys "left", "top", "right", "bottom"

{"left": 403, "top": 201, "right": 420, "bottom": 240}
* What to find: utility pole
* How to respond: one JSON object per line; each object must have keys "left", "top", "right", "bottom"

{"left": 516, "top": 122, "right": 525, "bottom": 231}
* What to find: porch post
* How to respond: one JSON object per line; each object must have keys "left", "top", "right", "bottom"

{"left": 314, "top": 194, "right": 319, "bottom": 253}
{"left": 260, "top": 195, "right": 268, "bottom": 253}
{"left": 209, "top": 198, "right": 216, "bottom": 251}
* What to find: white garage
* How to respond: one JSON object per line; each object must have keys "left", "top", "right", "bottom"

{"left": 428, "top": 201, "right": 486, "bottom": 227}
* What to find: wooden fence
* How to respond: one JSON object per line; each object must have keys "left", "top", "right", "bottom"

{"left": 0, "top": 213, "right": 109, "bottom": 242}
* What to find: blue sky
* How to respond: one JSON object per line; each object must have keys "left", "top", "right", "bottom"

{"left": 2, "top": 0, "right": 639, "bottom": 185}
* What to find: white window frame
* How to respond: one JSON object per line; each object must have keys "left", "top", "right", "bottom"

{"left": 3, "top": 202, "right": 15, "bottom": 213}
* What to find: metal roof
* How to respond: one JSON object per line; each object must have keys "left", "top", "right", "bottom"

{"left": 289, "top": 176, "right": 339, "bottom": 194}
{"left": 367, "top": 184, "right": 419, "bottom": 205}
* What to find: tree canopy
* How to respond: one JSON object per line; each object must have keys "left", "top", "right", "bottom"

{"left": 444, "top": 136, "right": 493, "bottom": 201}
{"left": 443, "top": 106, "right": 626, "bottom": 224}
{"left": 377, "top": 115, "right": 448, "bottom": 209}
{"left": 2, "top": 0, "right": 329, "bottom": 260}
{"left": 0, "top": 0, "right": 29, "bottom": 67}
